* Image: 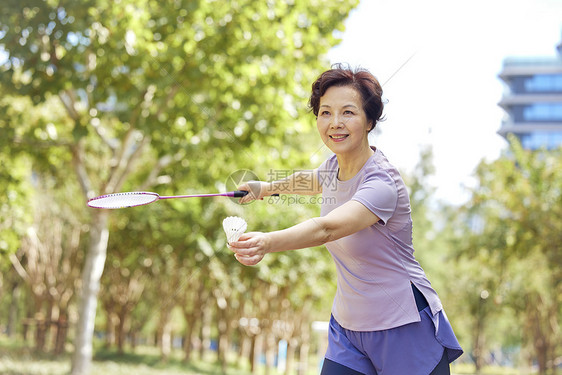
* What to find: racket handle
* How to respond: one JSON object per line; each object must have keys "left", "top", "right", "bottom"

{"left": 235, "top": 190, "right": 280, "bottom": 197}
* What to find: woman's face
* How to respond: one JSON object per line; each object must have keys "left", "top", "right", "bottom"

{"left": 317, "top": 85, "right": 372, "bottom": 156}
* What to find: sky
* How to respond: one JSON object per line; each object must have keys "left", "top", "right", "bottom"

{"left": 327, "top": 0, "right": 562, "bottom": 205}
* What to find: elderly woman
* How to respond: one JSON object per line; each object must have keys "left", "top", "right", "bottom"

{"left": 230, "top": 65, "right": 463, "bottom": 375}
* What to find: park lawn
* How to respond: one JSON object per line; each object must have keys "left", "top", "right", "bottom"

{"left": 1, "top": 336, "right": 537, "bottom": 375}
{"left": 0, "top": 336, "right": 249, "bottom": 375}
{"left": 0, "top": 336, "right": 315, "bottom": 375}
{"left": 452, "top": 362, "right": 538, "bottom": 375}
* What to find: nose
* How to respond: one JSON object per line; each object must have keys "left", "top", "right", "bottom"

{"left": 330, "top": 115, "right": 344, "bottom": 128}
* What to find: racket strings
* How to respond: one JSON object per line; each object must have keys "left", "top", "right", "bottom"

{"left": 88, "top": 192, "right": 159, "bottom": 209}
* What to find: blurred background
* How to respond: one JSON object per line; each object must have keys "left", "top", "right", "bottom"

{"left": 0, "top": 1, "right": 561, "bottom": 374}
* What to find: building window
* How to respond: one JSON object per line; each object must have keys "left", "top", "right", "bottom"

{"left": 523, "top": 103, "right": 562, "bottom": 121}
{"left": 524, "top": 74, "right": 562, "bottom": 92}
{"left": 520, "top": 132, "right": 562, "bottom": 150}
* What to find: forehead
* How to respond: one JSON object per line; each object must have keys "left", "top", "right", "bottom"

{"left": 320, "top": 85, "right": 362, "bottom": 106}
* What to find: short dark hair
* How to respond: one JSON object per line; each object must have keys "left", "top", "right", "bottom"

{"left": 308, "top": 64, "right": 385, "bottom": 131}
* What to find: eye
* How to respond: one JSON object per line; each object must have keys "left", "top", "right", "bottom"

{"left": 320, "top": 110, "right": 330, "bottom": 116}
{"left": 343, "top": 110, "right": 354, "bottom": 115}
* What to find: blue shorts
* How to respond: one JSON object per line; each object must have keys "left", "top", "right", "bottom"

{"left": 322, "top": 286, "right": 463, "bottom": 375}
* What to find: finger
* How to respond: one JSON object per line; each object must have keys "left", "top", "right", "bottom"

{"left": 238, "top": 192, "right": 255, "bottom": 204}
{"left": 238, "top": 184, "right": 254, "bottom": 204}
{"left": 230, "top": 245, "right": 256, "bottom": 257}
{"left": 237, "top": 232, "right": 256, "bottom": 241}
{"left": 227, "top": 238, "right": 255, "bottom": 248}
{"left": 235, "top": 253, "right": 262, "bottom": 266}
{"left": 229, "top": 241, "right": 259, "bottom": 255}
{"left": 234, "top": 254, "right": 252, "bottom": 265}
{"left": 229, "top": 232, "right": 259, "bottom": 246}
{"left": 239, "top": 181, "right": 263, "bottom": 202}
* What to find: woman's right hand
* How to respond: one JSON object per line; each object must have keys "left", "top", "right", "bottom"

{"left": 228, "top": 232, "right": 270, "bottom": 266}
{"left": 237, "top": 180, "right": 272, "bottom": 204}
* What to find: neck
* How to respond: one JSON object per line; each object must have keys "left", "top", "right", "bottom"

{"left": 336, "top": 143, "right": 375, "bottom": 181}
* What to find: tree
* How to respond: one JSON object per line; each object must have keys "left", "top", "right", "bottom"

{"left": 1, "top": 1, "right": 358, "bottom": 373}
{"left": 0, "top": 94, "right": 35, "bottom": 278}
{"left": 449, "top": 136, "right": 562, "bottom": 373}
{"left": 9, "top": 176, "right": 85, "bottom": 354}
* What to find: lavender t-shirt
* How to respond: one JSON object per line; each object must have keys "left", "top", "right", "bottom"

{"left": 318, "top": 147, "right": 443, "bottom": 331}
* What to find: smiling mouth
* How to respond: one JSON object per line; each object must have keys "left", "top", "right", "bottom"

{"left": 329, "top": 135, "right": 349, "bottom": 140}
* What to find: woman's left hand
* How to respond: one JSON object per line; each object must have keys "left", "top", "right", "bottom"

{"left": 228, "top": 232, "right": 271, "bottom": 266}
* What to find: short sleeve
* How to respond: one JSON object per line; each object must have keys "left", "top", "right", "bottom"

{"left": 352, "top": 171, "right": 398, "bottom": 225}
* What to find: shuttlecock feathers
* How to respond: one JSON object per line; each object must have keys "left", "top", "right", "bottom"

{"left": 222, "top": 216, "right": 247, "bottom": 244}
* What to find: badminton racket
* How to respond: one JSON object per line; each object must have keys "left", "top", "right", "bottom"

{"left": 87, "top": 190, "right": 279, "bottom": 209}
{"left": 88, "top": 190, "right": 248, "bottom": 209}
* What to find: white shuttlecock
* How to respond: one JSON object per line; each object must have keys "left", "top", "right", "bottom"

{"left": 222, "top": 216, "right": 247, "bottom": 244}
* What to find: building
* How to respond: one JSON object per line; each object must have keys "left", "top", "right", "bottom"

{"left": 498, "top": 36, "right": 562, "bottom": 150}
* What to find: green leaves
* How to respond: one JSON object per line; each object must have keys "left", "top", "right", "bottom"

{"left": 447, "top": 138, "right": 562, "bottom": 368}
{"left": 1, "top": 0, "right": 360, "bottom": 368}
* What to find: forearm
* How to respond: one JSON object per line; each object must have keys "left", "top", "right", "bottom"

{"left": 266, "top": 200, "right": 381, "bottom": 253}
{"left": 267, "top": 217, "right": 333, "bottom": 252}
{"left": 229, "top": 201, "right": 380, "bottom": 266}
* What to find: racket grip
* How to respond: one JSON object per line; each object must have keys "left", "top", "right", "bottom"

{"left": 235, "top": 190, "right": 279, "bottom": 197}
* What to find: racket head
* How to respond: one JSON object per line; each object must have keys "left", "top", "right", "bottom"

{"left": 87, "top": 192, "right": 160, "bottom": 209}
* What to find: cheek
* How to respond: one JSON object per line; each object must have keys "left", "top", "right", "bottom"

{"left": 316, "top": 121, "right": 328, "bottom": 141}
{"left": 316, "top": 118, "right": 325, "bottom": 133}
{"left": 317, "top": 124, "right": 331, "bottom": 142}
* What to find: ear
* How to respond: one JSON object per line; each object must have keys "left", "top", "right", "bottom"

{"left": 367, "top": 121, "right": 374, "bottom": 132}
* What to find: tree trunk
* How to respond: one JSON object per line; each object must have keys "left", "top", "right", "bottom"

{"left": 183, "top": 315, "right": 195, "bottom": 362}
{"left": 239, "top": 335, "right": 251, "bottom": 363}
{"left": 264, "top": 333, "right": 275, "bottom": 375}
{"left": 199, "top": 301, "right": 212, "bottom": 360}
{"left": 35, "top": 313, "right": 48, "bottom": 352}
{"left": 71, "top": 212, "right": 109, "bottom": 375}
{"left": 251, "top": 334, "right": 264, "bottom": 375}
{"left": 156, "top": 304, "right": 174, "bottom": 361}
{"left": 297, "top": 311, "right": 311, "bottom": 375}
{"left": 525, "top": 293, "right": 558, "bottom": 375}
{"left": 160, "top": 320, "right": 173, "bottom": 361}
{"left": 53, "top": 310, "right": 69, "bottom": 355}
{"left": 285, "top": 338, "right": 297, "bottom": 375}
{"left": 116, "top": 306, "right": 128, "bottom": 354}
{"left": 473, "top": 304, "right": 486, "bottom": 374}
{"left": 130, "top": 331, "right": 137, "bottom": 350}
{"left": 216, "top": 296, "right": 229, "bottom": 374}
{"left": 7, "top": 280, "right": 20, "bottom": 337}
{"left": 104, "top": 304, "right": 116, "bottom": 348}
{"left": 298, "top": 341, "right": 310, "bottom": 375}
{"left": 249, "top": 334, "right": 258, "bottom": 374}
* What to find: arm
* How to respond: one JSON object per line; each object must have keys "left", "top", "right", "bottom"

{"left": 238, "top": 169, "right": 321, "bottom": 204}
{"left": 228, "top": 200, "right": 380, "bottom": 265}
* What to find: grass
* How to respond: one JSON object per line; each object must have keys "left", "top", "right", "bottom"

{"left": 0, "top": 348, "right": 255, "bottom": 375}
{"left": 0, "top": 336, "right": 315, "bottom": 375}
{"left": 0, "top": 335, "right": 541, "bottom": 375}
{"left": 452, "top": 362, "right": 540, "bottom": 375}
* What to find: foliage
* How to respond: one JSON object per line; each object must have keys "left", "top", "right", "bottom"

{"left": 401, "top": 139, "right": 562, "bottom": 373}
{"left": 446, "top": 136, "right": 562, "bottom": 373}
{"left": 0, "top": 0, "right": 358, "bottom": 374}
{"left": 4, "top": 0, "right": 559, "bottom": 373}
{"left": 0, "top": 96, "right": 35, "bottom": 263}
